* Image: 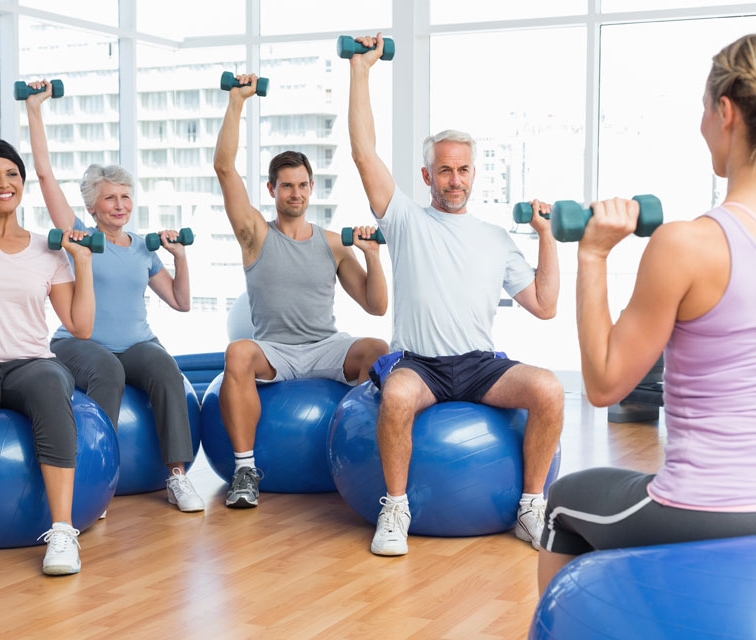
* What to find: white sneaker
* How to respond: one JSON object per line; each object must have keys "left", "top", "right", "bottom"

{"left": 370, "top": 496, "right": 411, "bottom": 556}
{"left": 515, "top": 496, "right": 546, "bottom": 550}
{"left": 166, "top": 468, "right": 205, "bottom": 512}
{"left": 39, "top": 523, "right": 81, "bottom": 576}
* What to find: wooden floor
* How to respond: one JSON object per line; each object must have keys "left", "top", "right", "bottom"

{"left": 0, "top": 392, "right": 666, "bottom": 640}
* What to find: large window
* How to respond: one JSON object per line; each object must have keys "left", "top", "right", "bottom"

{"left": 2, "top": 1, "right": 755, "bottom": 380}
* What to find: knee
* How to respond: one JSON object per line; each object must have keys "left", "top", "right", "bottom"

{"left": 532, "top": 370, "right": 564, "bottom": 410}
{"left": 365, "top": 338, "right": 390, "bottom": 364}
{"left": 224, "top": 340, "right": 259, "bottom": 377}
{"left": 95, "top": 356, "right": 126, "bottom": 391}
{"left": 379, "top": 372, "right": 422, "bottom": 410}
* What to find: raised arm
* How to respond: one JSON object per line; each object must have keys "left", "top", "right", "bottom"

{"left": 25, "top": 81, "right": 76, "bottom": 230}
{"left": 512, "top": 199, "right": 560, "bottom": 319}
{"left": 49, "top": 231, "right": 95, "bottom": 339}
{"left": 213, "top": 74, "right": 268, "bottom": 267}
{"left": 347, "top": 34, "right": 395, "bottom": 218}
{"left": 328, "top": 226, "right": 388, "bottom": 316}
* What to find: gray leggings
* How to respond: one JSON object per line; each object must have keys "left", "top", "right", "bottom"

{"left": 0, "top": 358, "right": 77, "bottom": 467}
{"left": 542, "top": 467, "right": 756, "bottom": 555}
{"left": 50, "top": 337, "right": 194, "bottom": 465}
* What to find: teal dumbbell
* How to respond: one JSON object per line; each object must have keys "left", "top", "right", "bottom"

{"left": 145, "top": 228, "right": 194, "bottom": 252}
{"left": 337, "top": 35, "right": 395, "bottom": 61}
{"left": 14, "top": 79, "right": 65, "bottom": 100}
{"left": 341, "top": 227, "right": 386, "bottom": 246}
{"left": 48, "top": 229, "right": 105, "bottom": 253}
{"left": 220, "top": 72, "right": 269, "bottom": 97}
{"left": 551, "top": 195, "right": 663, "bottom": 242}
{"left": 513, "top": 202, "right": 550, "bottom": 224}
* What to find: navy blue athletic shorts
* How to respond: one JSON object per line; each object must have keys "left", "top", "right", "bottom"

{"left": 369, "top": 350, "right": 521, "bottom": 403}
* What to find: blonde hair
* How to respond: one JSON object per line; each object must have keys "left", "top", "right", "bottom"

{"left": 707, "top": 34, "right": 756, "bottom": 160}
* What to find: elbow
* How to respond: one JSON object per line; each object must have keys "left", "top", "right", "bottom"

{"left": 213, "top": 156, "right": 231, "bottom": 177}
{"left": 584, "top": 384, "right": 623, "bottom": 408}
{"left": 370, "top": 302, "right": 388, "bottom": 316}
{"left": 532, "top": 303, "right": 558, "bottom": 320}
{"left": 71, "top": 327, "right": 93, "bottom": 340}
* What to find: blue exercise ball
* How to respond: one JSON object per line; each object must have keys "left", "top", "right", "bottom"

{"left": 226, "top": 291, "right": 254, "bottom": 341}
{"left": 328, "top": 381, "right": 561, "bottom": 537}
{"left": 200, "top": 373, "right": 351, "bottom": 492}
{"left": 0, "top": 390, "right": 119, "bottom": 548}
{"left": 530, "top": 535, "right": 756, "bottom": 639}
{"left": 114, "top": 376, "right": 201, "bottom": 495}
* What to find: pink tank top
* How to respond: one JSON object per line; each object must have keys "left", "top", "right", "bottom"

{"left": 648, "top": 204, "right": 756, "bottom": 511}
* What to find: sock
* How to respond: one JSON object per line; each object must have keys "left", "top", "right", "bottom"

{"left": 520, "top": 492, "right": 543, "bottom": 506}
{"left": 387, "top": 492, "right": 408, "bottom": 504}
{"left": 234, "top": 449, "right": 255, "bottom": 472}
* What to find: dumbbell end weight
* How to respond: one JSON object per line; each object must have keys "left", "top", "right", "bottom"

{"left": 512, "top": 202, "right": 551, "bottom": 224}
{"left": 632, "top": 194, "right": 664, "bottom": 237}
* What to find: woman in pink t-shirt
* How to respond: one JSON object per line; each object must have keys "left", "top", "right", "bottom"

{"left": 0, "top": 140, "right": 94, "bottom": 576}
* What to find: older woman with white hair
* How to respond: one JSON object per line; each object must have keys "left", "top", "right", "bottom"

{"left": 24, "top": 81, "right": 204, "bottom": 513}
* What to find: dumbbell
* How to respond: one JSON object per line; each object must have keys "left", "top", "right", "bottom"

{"left": 48, "top": 229, "right": 105, "bottom": 253}
{"left": 551, "top": 195, "right": 663, "bottom": 242}
{"left": 145, "top": 227, "right": 194, "bottom": 251}
{"left": 341, "top": 227, "right": 386, "bottom": 246}
{"left": 513, "top": 202, "right": 550, "bottom": 224}
{"left": 336, "top": 35, "right": 395, "bottom": 61}
{"left": 14, "top": 79, "right": 65, "bottom": 101}
{"left": 220, "top": 72, "right": 269, "bottom": 97}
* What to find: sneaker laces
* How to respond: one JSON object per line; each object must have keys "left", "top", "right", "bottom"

{"left": 377, "top": 496, "right": 409, "bottom": 534}
{"left": 231, "top": 467, "right": 264, "bottom": 490}
{"left": 37, "top": 526, "right": 81, "bottom": 551}
{"left": 521, "top": 497, "right": 546, "bottom": 529}
{"left": 169, "top": 468, "right": 197, "bottom": 497}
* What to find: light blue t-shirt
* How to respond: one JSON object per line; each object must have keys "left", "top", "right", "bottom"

{"left": 52, "top": 218, "right": 163, "bottom": 352}
{"left": 379, "top": 187, "right": 535, "bottom": 356}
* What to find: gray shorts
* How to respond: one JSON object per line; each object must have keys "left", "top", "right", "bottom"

{"left": 542, "top": 467, "right": 756, "bottom": 555}
{"left": 256, "top": 332, "right": 359, "bottom": 384}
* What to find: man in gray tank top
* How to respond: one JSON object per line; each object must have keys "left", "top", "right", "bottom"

{"left": 214, "top": 72, "right": 389, "bottom": 509}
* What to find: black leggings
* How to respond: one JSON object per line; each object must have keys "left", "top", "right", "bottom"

{"left": 0, "top": 358, "right": 77, "bottom": 467}
{"left": 542, "top": 467, "right": 756, "bottom": 555}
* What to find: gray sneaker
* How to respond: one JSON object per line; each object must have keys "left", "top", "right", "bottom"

{"left": 226, "top": 466, "right": 264, "bottom": 508}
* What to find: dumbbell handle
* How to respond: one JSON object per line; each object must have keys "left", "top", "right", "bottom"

{"left": 336, "top": 36, "right": 396, "bottom": 61}
{"left": 48, "top": 229, "right": 105, "bottom": 253}
{"left": 552, "top": 195, "right": 663, "bottom": 242}
{"left": 145, "top": 228, "right": 194, "bottom": 251}
{"left": 220, "top": 72, "right": 269, "bottom": 97}
{"left": 513, "top": 202, "right": 550, "bottom": 224}
{"left": 14, "top": 79, "right": 64, "bottom": 100}
{"left": 341, "top": 227, "right": 386, "bottom": 246}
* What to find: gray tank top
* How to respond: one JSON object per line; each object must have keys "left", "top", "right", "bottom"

{"left": 244, "top": 221, "right": 338, "bottom": 344}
